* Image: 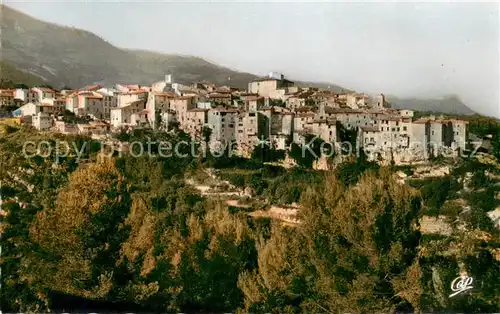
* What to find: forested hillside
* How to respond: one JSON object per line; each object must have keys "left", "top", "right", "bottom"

{"left": 0, "top": 123, "right": 499, "bottom": 312}
{"left": 0, "top": 61, "right": 47, "bottom": 88}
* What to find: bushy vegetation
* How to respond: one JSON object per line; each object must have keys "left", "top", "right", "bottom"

{"left": 1, "top": 127, "right": 499, "bottom": 312}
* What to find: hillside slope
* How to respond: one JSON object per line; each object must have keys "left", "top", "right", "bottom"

{"left": 0, "top": 5, "right": 476, "bottom": 115}
{"left": 0, "top": 5, "right": 259, "bottom": 89}
{"left": 387, "top": 95, "right": 476, "bottom": 115}
{"left": 0, "top": 61, "right": 47, "bottom": 87}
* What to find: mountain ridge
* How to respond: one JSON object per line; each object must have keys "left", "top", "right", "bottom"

{"left": 0, "top": 4, "right": 475, "bottom": 114}
{"left": 386, "top": 94, "right": 476, "bottom": 115}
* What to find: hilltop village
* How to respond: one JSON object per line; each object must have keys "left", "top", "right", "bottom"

{"left": 0, "top": 72, "right": 468, "bottom": 163}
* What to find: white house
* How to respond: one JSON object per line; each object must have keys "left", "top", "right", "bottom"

{"left": 32, "top": 112, "right": 52, "bottom": 130}
{"left": 13, "top": 102, "right": 40, "bottom": 117}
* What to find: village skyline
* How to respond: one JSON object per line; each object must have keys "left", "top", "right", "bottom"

{"left": 4, "top": 1, "right": 499, "bottom": 118}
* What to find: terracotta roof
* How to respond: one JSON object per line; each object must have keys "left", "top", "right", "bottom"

{"left": 211, "top": 106, "right": 238, "bottom": 113}
{"left": 361, "top": 126, "right": 380, "bottom": 132}
{"left": 0, "top": 91, "right": 14, "bottom": 97}
{"left": 413, "top": 119, "right": 428, "bottom": 124}
{"left": 181, "top": 91, "right": 199, "bottom": 95}
{"left": 116, "top": 99, "right": 146, "bottom": 110}
{"left": 187, "top": 108, "right": 210, "bottom": 113}
{"left": 239, "top": 93, "right": 259, "bottom": 97}
{"left": 209, "top": 93, "right": 231, "bottom": 98}
{"left": 430, "top": 120, "right": 445, "bottom": 124}
{"left": 80, "top": 84, "right": 103, "bottom": 92}
{"left": 79, "top": 91, "right": 103, "bottom": 99}
{"left": 155, "top": 92, "right": 176, "bottom": 97}
{"left": 324, "top": 108, "right": 364, "bottom": 114}
{"left": 125, "top": 85, "right": 141, "bottom": 90}
{"left": 122, "top": 90, "right": 147, "bottom": 95}
{"left": 173, "top": 96, "right": 195, "bottom": 100}
{"left": 35, "top": 87, "right": 55, "bottom": 93}
{"left": 367, "top": 110, "right": 386, "bottom": 114}
{"left": 295, "top": 113, "right": 315, "bottom": 118}
{"left": 295, "top": 106, "right": 315, "bottom": 113}
{"left": 245, "top": 96, "right": 264, "bottom": 101}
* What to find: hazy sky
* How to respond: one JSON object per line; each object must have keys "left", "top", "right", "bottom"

{"left": 5, "top": 0, "right": 500, "bottom": 117}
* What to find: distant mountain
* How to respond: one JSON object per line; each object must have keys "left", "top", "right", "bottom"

{"left": 0, "top": 5, "right": 478, "bottom": 115}
{"left": 0, "top": 5, "right": 257, "bottom": 89}
{"left": 0, "top": 5, "right": 343, "bottom": 91}
{"left": 0, "top": 61, "right": 47, "bottom": 87}
{"left": 386, "top": 95, "right": 476, "bottom": 115}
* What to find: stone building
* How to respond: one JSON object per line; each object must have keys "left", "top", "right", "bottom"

{"left": 207, "top": 106, "right": 239, "bottom": 151}
{"left": 145, "top": 91, "right": 174, "bottom": 129}
{"left": 32, "top": 112, "right": 52, "bottom": 130}
{"left": 186, "top": 108, "right": 209, "bottom": 140}
{"left": 236, "top": 111, "right": 265, "bottom": 157}
{"left": 0, "top": 89, "right": 16, "bottom": 107}
{"left": 170, "top": 96, "right": 196, "bottom": 129}
{"left": 248, "top": 73, "right": 295, "bottom": 98}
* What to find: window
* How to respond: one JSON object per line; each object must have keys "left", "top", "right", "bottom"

{"left": 397, "top": 127, "right": 400, "bottom": 132}
{"left": 432, "top": 131, "right": 435, "bottom": 135}
{"left": 391, "top": 128, "right": 395, "bottom": 132}
{"left": 403, "top": 126, "right": 407, "bottom": 131}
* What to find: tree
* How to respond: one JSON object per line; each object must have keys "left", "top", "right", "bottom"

{"left": 37, "top": 84, "right": 55, "bottom": 90}
{"left": 238, "top": 169, "right": 423, "bottom": 313}
{"left": 335, "top": 156, "right": 379, "bottom": 186}
{"left": 289, "top": 134, "right": 325, "bottom": 168}
{"left": 492, "top": 132, "right": 500, "bottom": 161}
{"left": 336, "top": 121, "right": 357, "bottom": 149}
{"left": 251, "top": 143, "right": 285, "bottom": 164}
{"left": 0, "top": 79, "right": 16, "bottom": 89}
{"left": 26, "top": 158, "right": 130, "bottom": 304}
{"left": 15, "top": 83, "right": 29, "bottom": 89}
{"left": 202, "top": 126, "right": 212, "bottom": 143}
